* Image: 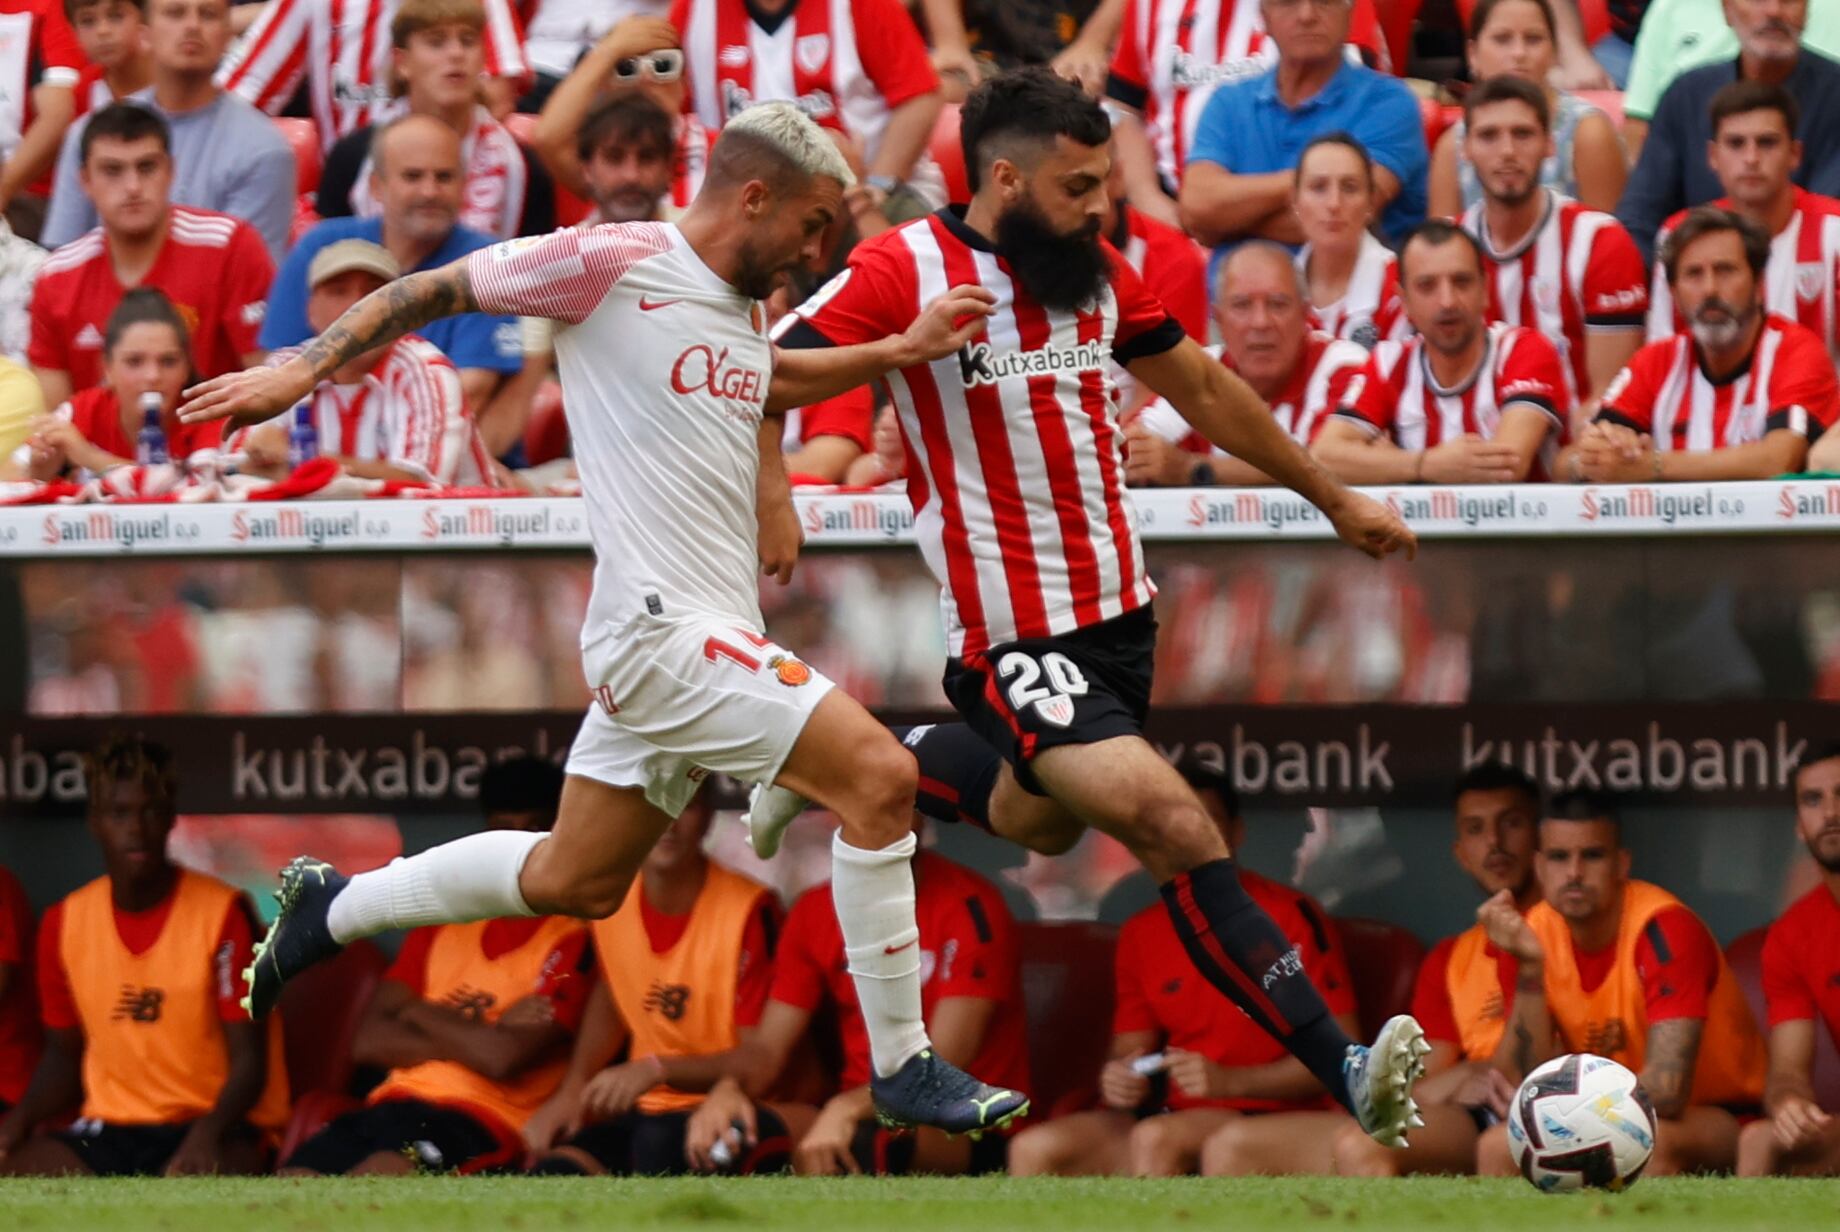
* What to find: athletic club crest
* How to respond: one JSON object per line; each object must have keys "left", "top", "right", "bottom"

{"left": 1035, "top": 694, "right": 1075, "bottom": 727}
{"left": 1531, "top": 276, "right": 1560, "bottom": 316}
{"left": 1797, "top": 261, "right": 1826, "bottom": 302}
{"left": 796, "top": 33, "right": 831, "bottom": 74}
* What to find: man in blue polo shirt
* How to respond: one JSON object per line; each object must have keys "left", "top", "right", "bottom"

{"left": 263, "top": 116, "right": 523, "bottom": 437}
{"left": 1178, "top": 0, "right": 1426, "bottom": 252}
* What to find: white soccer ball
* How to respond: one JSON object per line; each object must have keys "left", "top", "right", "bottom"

{"left": 1507, "top": 1053, "right": 1657, "bottom": 1193}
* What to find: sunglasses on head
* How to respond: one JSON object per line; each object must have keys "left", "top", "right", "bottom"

{"left": 614, "top": 49, "right": 685, "bottom": 82}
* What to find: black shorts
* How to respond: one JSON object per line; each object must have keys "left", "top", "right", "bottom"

{"left": 943, "top": 607, "right": 1157, "bottom": 794}
{"left": 53, "top": 1118, "right": 263, "bottom": 1177}
{"left": 847, "top": 1119, "right": 1010, "bottom": 1175}
{"left": 283, "top": 1098, "right": 522, "bottom": 1175}
{"left": 564, "top": 1107, "right": 792, "bottom": 1175}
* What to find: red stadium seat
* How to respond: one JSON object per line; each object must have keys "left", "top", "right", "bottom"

{"left": 273, "top": 117, "right": 323, "bottom": 197}
{"left": 523, "top": 379, "right": 569, "bottom": 466}
{"left": 1725, "top": 927, "right": 1840, "bottom": 1111}
{"left": 279, "top": 937, "right": 386, "bottom": 1098}
{"left": 1018, "top": 920, "right": 1117, "bottom": 1118}
{"left": 1423, "top": 98, "right": 1459, "bottom": 153}
{"left": 929, "top": 103, "right": 970, "bottom": 206}
{"left": 1335, "top": 917, "right": 1426, "bottom": 1041}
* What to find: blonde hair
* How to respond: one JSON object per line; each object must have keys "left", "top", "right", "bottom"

{"left": 718, "top": 101, "right": 856, "bottom": 189}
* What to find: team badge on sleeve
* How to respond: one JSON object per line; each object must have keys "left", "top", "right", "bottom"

{"left": 770, "top": 654, "right": 812, "bottom": 687}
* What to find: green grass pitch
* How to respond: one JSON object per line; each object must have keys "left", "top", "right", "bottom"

{"left": 3, "top": 1176, "right": 1839, "bottom": 1232}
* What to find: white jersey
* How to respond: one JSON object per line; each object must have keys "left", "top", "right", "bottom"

{"left": 466, "top": 222, "right": 772, "bottom": 641}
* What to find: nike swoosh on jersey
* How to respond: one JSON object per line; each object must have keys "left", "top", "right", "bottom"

{"left": 639, "top": 297, "right": 684, "bottom": 311}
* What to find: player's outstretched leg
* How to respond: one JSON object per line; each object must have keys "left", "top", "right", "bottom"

{"left": 1030, "top": 734, "right": 1428, "bottom": 1147}
{"left": 244, "top": 776, "right": 675, "bottom": 1018}
{"left": 771, "top": 692, "right": 1029, "bottom": 1137}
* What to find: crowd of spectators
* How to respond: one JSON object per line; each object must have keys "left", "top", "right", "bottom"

{"left": 0, "top": 0, "right": 1826, "bottom": 492}
{"left": 0, "top": 738, "right": 1835, "bottom": 1179}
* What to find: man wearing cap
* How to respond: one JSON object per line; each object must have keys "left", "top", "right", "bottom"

{"left": 236, "top": 239, "right": 496, "bottom": 487}
{"left": 259, "top": 116, "right": 525, "bottom": 452}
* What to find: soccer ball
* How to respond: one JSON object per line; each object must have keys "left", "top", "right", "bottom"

{"left": 1507, "top": 1053, "right": 1657, "bottom": 1193}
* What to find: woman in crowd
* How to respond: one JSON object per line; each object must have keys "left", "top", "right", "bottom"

{"left": 1429, "top": 0, "right": 1627, "bottom": 217}
{"left": 1293, "top": 134, "right": 1404, "bottom": 351}
{"left": 22, "top": 289, "right": 220, "bottom": 480}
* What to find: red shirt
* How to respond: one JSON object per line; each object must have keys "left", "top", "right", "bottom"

{"left": 1761, "top": 883, "right": 1840, "bottom": 1048}
{"left": 635, "top": 891, "right": 780, "bottom": 1027}
{"left": 1336, "top": 321, "right": 1570, "bottom": 469}
{"left": 0, "top": 865, "right": 41, "bottom": 1104}
{"left": 1460, "top": 191, "right": 1648, "bottom": 401}
{"left": 0, "top": 0, "right": 85, "bottom": 156}
{"left": 1410, "top": 931, "right": 1519, "bottom": 1051}
{"left": 1568, "top": 904, "right": 1720, "bottom": 1023}
{"left": 1112, "top": 870, "right": 1355, "bottom": 1112}
{"left": 29, "top": 206, "right": 274, "bottom": 393}
{"left": 1115, "top": 203, "right": 1208, "bottom": 346}
{"left": 387, "top": 918, "right": 594, "bottom": 1035}
{"left": 57, "top": 385, "right": 226, "bottom": 465}
{"left": 771, "top": 851, "right": 1029, "bottom": 1094}
{"left": 1600, "top": 314, "right": 1840, "bottom": 451}
{"left": 37, "top": 877, "right": 258, "bottom": 1029}
{"left": 783, "top": 208, "right": 1183, "bottom": 657}
{"left": 674, "top": 0, "right": 938, "bottom": 146}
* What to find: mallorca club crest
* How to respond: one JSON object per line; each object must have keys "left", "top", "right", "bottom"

{"left": 769, "top": 653, "right": 812, "bottom": 687}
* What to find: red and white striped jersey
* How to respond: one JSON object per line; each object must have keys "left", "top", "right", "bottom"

{"left": 250, "top": 335, "right": 494, "bottom": 485}
{"left": 669, "top": 115, "right": 717, "bottom": 214}
{"left": 1105, "top": 0, "right": 1384, "bottom": 188}
{"left": 673, "top": 0, "right": 936, "bottom": 170}
{"left": 218, "top": 0, "right": 529, "bottom": 152}
{"left": 1460, "top": 190, "right": 1648, "bottom": 401}
{"left": 1299, "top": 233, "right": 1406, "bottom": 350}
{"left": 1600, "top": 314, "right": 1839, "bottom": 451}
{"left": 1336, "top": 322, "right": 1570, "bottom": 461}
{"left": 1648, "top": 189, "right": 1840, "bottom": 360}
{"left": 0, "top": 0, "right": 82, "bottom": 160}
{"left": 1112, "top": 201, "right": 1207, "bottom": 409}
{"left": 781, "top": 208, "right": 1186, "bottom": 656}
{"left": 1135, "top": 332, "right": 1368, "bottom": 452}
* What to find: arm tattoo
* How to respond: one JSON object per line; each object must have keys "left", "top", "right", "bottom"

{"left": 297, "top": 266, "right": 474, "bottom": 382}
{"left": 1641, "top": 1018, "right": 1703, "bottom": 1118}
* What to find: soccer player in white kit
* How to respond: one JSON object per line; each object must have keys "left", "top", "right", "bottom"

{"left": 177, "top": 102, "right": 1028, "bottom": 1137}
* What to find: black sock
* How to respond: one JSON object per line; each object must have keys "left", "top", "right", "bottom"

{"left": 889, "top": 723, "right": 1003, "bottom": 833}
{"left": 1160, "top": 857, "right": 1357, "bottom": 1113}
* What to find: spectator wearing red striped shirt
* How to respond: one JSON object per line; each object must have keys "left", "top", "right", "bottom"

{"left": 1566, "top": 206, "right": 1840, "bottom": 483}
{"left": 1646, "top": 82, "right": 1840, "bottom": 368}
{"left": 235, "top": 240, "right": 496, "bottom": 486}
{"left": 1313, "top": 220, "right": 1569, "bottom": 484}
{"left": 1125, "top": 242, "right": 1368, "bottom": 486}
{"left": 1456, "top": 76, "right": 1647, "bottom": 416}
{"left": 0, "top": 0, "right": 85, "bottom": 226}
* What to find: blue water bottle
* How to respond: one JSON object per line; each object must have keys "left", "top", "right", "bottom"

{"left": 287, "top": 401, "right": 319, "bottom": 468}
{"left": 135, "top": 391, "right": 168, "bottom": 465}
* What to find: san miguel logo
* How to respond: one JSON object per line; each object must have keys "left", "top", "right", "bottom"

{"left": 420, "top": 503, "right": 556, "bottom": 545}
{"left": 1184, "top": 490, "right": 1324, "bottom": 532}
{"left": 41, "top": 509, "right": 173, "bottom": 550}
{"left": 228, "top": 507, "right": 361, "bottom": 546}
{"left": 1777, "top": 483, "right": 1840, "bottom": 521}
{"left": 801, "top": 498, "right": 913, "bottom": 539}
{"left": 957, "top": 339, "right": 1108, "bottom": 387}
{"left": 1577, "top": 486, "right": 1717, "bottom": 525}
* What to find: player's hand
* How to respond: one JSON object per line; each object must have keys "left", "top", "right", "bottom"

{"left": 1164, "top": 1049, "right": 1230, "bottom": 1101}
{"left": 1477, "top": 889, "right": 1544, "bottom": 966}
{"left": 1772, "top": 1094, "right": 1833, "bottom": 1152}
{"left": 1419, "top": 435, "right": 1523, "bottom": 485}
{"left": 1049, "top": 38, "right": 1110, "bottom": 96}
{"left": 759, "top": 489, "right": 804, "bottom": 586}
{"left": 899, "top": 287, "right": 997, "bottom": 365}
{"left": 1450, "top": 1062, "right": 1516, "bottom": 1118}
{"left": 1327, "top": 490, "right": 1417, "bottom": 561}
{"left": 579, "top": 1057, "right": 664, "bottom": 1124}
{"left": 1123, "top": 424, "right": 1196, "bottom": 487}
{"left": 793, "top": 1100, "right": 862, "bottom": 1176}
{"left": 1098, "top": 1052, "right": 1152, "bottom": 1110}
{"left": 522, "top": 1086, "right": 578, "bottom": 1152}
{"left": 498, "top": 994, "right": 557, "bottom": 1031}
{"left": 685, "top": 1079, "right": 758, "bottom": 1172}
{"left": 180, "top": 357, "right": 317, "bottom": 428}
{"left": 162, "top": 1121, "right": 225, "bottom": 1176}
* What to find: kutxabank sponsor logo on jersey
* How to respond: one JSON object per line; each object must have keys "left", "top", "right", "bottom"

{"left": 957, "top": 338, "right": 1109, "bottom": 387}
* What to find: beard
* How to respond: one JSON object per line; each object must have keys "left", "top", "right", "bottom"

{"left": 1806, "top": 827, "right": 1840, "bottom": 874}
{"left": 995, "top": 196, "right": 1110, "bottom": 313}
{"left": 1688, "top": 297, "right": 1759, "bottom": 352}
{"left": 1486, "top": 171, "right": 1540, "bottom": 207}
{"left": 593, "top": 182, "right": 664, "bottom": 224}
{"left": 732, "top": 240, "right": 789, "bottom": 300}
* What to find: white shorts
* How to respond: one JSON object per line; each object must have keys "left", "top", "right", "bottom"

{"left": 565, "top": 612, "right": 836, "bottom": 817}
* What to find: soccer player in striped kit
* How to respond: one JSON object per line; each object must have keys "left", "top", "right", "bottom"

{"left": 178, "top": 102, "right": 1027, "bottom": 1139}
{"left": 760, "top": 67, "right": 1430, "bottom": 1150}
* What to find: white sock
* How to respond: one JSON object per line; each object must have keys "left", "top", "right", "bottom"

{"left": 327, "top": 830, "right": 543, "bottom": 944}
{"left": 830, "top": 830, "right": 930, "bottom": 1078}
